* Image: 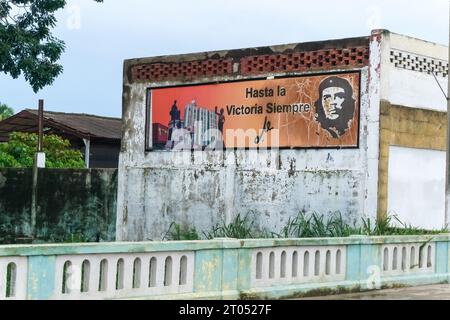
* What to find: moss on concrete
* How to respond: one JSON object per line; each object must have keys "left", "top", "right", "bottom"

{"left": 0, "top": 168, "right": 117, "bottom": 244}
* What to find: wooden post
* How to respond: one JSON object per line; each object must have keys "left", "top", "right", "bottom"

{"left": 31, "top": 100, "right": 45, "bottom": 238}
{"left": 446, "top": 2, "right": 450, "bottom": 226}
{"left": 38, "top": 100, "right": 43, "bottom": 152}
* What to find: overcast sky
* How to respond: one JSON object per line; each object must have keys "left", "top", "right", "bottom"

{"left": 0, "top": 0, "right": 448, "bottom": 118}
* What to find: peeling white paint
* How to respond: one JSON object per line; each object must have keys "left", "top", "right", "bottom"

{"left": 389, "top": 68, "right": 448, "bottom": 112}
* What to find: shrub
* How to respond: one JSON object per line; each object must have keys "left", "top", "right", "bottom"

{"left": 0, "top": 132, "right": 85, "bottom": 168}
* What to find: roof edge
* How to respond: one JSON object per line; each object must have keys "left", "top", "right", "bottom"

{"left": 25, "top": 109, "right": 121, "bottom": 121}
{"left": 124, "top": 34, "right": 371, "bottom": 65}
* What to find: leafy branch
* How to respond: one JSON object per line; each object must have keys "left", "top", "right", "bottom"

{"left": 0, "top": 0, "right": 103, "bottom": 92}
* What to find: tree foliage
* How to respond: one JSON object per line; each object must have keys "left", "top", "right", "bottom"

{"left": 0, "top": 102, "right": 13, "bottom": 121}
{"left": 0, "top": 132, "right": 85, "bottom": 168}
{"left": 0, "top": 0, "right": 102, "bottom": 92}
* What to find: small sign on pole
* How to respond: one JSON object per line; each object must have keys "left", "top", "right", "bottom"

{"left": 36, "top": 99, "right": 45, "bottom": 168}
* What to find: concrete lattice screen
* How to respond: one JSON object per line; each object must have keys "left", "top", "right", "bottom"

{"left": 130, "top": 47, "right": 370, "bottom": 82}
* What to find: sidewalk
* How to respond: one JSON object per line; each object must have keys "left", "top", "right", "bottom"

{"left": 297, "top": 284, "right": 450, "bottom": 300}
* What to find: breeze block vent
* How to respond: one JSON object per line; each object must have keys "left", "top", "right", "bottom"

{"left": 131, "top": 59, "right": 234, "bottom": 82}
{"left": 390, "top": 49, "right": 449, "bottom": 78}
{"left": 240, "top": 47, "right": 369, "bottom": 75}
{"left": 129, "top": 40, "right": 370, "bottom": 83}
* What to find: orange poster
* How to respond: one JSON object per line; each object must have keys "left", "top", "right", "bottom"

{"left": 147, "top": 72, "right": 360, "bottom": 150}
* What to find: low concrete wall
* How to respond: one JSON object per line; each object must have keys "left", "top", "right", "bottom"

{"left": 0, "top": 168, "right": 117, "bottom": 244}
{"left": 0, "top": 235, "right": 448, "bottom": 300}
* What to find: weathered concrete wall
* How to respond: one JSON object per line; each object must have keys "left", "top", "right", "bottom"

{"left": 377, "top": 102, "right": 447, "bottom": 222}
{"left": 118, "top": 34, "right": 382, "bottom": 241}
{"left": 387, "top": 146, "right": 445, "bottom": 229}
{"left": 0, "top": 168, "right": 117, "bottom": 244}
{"left": 377, "top": 31, "right": 448, "bottom": 227}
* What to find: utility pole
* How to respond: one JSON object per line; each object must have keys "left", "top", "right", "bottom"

{"left": 31, "top": 100, "right": 46, "bottom": 238}
{"left": 38, "top": 100, "right": 43, "bottom": 153}
{"left": 446, "top": 1, "right": 450, "bottom": 227}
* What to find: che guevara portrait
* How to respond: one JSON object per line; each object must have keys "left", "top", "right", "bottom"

{"left": 314, "top": 76, "right": 357, "bottom": 139}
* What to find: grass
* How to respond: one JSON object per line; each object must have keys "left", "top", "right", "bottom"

{"left": 163, "top": 213, "right": 271, "bottom": 241}
{"left": 278, "top": 212, "right": 355, "bottom": 238}
{"left": 164, "top": 211, "right": 449, "bottom": 241}
{"left": 361, "top": 215, "right": 448, "bottom": 236}
{"left": 62, "top": 233, "right": 91, "bottom": 243}
{"left": 280, "top": 212, "right": 448, "bottom": 238}
{"left": 203, "top": 213, "right": 271, "bottom": 240}
{"left": 162, "top": 222, "right": 201, "bottom": 241}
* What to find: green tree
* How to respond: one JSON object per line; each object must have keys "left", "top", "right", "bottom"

{"left": 0, "top": 132, "right": 85, "bottom": 168}
{"left": 0, "top": 102, "right": 13, "bottom": 121}
{"left": 0, "top": 0, "right": 102, "bottom": 92}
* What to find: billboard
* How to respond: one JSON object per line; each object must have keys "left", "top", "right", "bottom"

{"left": 146, "top": 71, "right": 360, "bottom": 151}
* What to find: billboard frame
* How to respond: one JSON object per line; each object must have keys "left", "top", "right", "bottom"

{"left": 144, "top": 69, "right": 362, "bottom": 152}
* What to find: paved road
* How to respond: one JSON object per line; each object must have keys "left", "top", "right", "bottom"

{"left": 297, "top": 284, "right": 450, "bottom": 300}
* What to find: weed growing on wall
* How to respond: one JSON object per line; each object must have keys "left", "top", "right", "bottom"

{"left": 278, "top": 212, "right": 355, "bottom": 238}
{"left": 164, "top": 211, "right": 449, "bottom": 241}
{"left": 360, "top": 215, "right": 447, "bottom": 236}
{"left": 162, "top": 223, "right": 201, "bottom": 241}
{"left": 203, "top": 213, "right": 272, "bottom": 240}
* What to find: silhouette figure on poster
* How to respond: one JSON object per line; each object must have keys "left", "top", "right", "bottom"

{"left": 215, "top": 106, "right": 225, "bottom": 134}
{"left": 168, "top": 100, "right": 181, "bottom": 142}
